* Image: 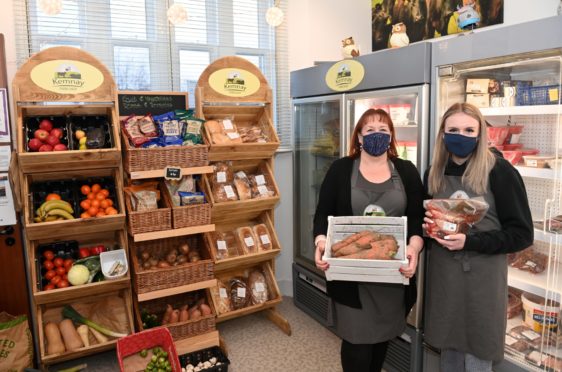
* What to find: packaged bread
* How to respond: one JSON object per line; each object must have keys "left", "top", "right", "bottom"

{"left": 252, "top": 224, "right": 273, "bottom": 251}
{"left": 239, "top": 126, "right": 268, "bottom": 143}
{"left": 124, "top": 181, "right": 161, "bottom": 211}
{"left": 211, "top": 231, "right": 240, "bottom": 260}
{"left": 229, "top": 277, "right": 250, "bottom": 310}
{"left": 248, "top": 269, "right": 269, "bottom": 305}
{"left": 206, "top": 119, "right": 242, "bottom": 144}
{"left": 211, "top": 162, "right": 234, "bottom": 185}
{"left": 164, "top": 175, "right": 195, "bottom": 207}
{"left": 237, "top": 226, "right": 258, "bottom": 254}
{"left": 205, "top": 120, "right": 223, "bottom": 134}
{"left": 213, "top": 183, "right": 239, "bottom": 203}
{"left": 249, "top": 173, "right": 275, "bottom": 199}
{"left": 234, "top": 171, "right": 252, "bottom": 200}
{"left": 211, "top": 280, "right": 232, "bottom": 314}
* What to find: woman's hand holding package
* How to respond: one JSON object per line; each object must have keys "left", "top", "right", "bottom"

{"left": 315, "top": 240, "right": 330, "bottom": 271}
{"left": 435, "top": 233, "right": 466, "bottom": 251}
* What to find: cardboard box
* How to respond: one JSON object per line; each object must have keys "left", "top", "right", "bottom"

{"left": 466, "top": 93, "right": 490, "bottom": 108}
{"left": 466, "top": 79, "right": 490, "bottom": 94}
{"left": 323, "top": 216, "right": 409, "bottom": 284}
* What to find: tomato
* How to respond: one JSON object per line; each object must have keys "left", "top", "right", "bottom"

{"left": 80, "top": 199, "right": 91, "bottom": 210}
{"left": 95, "top": 192, "right": 106, "bottom": 201}
{"left": 79, "top": 248, "right": 91, "bottom": 259}
{"left": 100, "top": 189, "right": 110, "bottom": 198}
{"left": 91, "top": 184, "right": 101, "bottom": 193}
{"left": 80, "top": 185, "right": 91, "bottom": 195}
{"left": 105, "top": 207, "right": 118, "bottom": 215}
{"left": 87, "top": 207, "right": 99, "bottom": 217}
{"left": 91, "top": 199, "right": 100, "bottom": 208}
{"left": 56, "top": 279, "right": 69, "bottom": 288}
{"left": 43, "top": 284, "right": 55, "bottom": 291}
{"left": 45, "top": 193, "right": 61, "bottom": 201}
{"left": 89, "top": 245, "right": 106, "bottom": 256}
{"left": 55, "top": 266, "right": 66, "bottom": 276}
{"left": 44, "top": 270, "right": 56, "bottom": 280}
{"left": 63, "top": 274, "right": 68, "bottom": 281}
{"left": 43, "top": 250, "right": 55, "bottom": 261}
{"left": 106, "top": 199, "right": 114, "bottom": 207}
{"left": 43, "top": 260, "right": 54, "bottom": 271}
{"left": 87, "top": 192, "right": 95, "bottom": 200}
{"left": 50, "top": 275, "right": 61, "bottom": 285}
{"left": 80, "top": 212, "right": 91, "bottom": 219}
{"left": 53, "top": 257, "right": 64, "bottom": 267}
{"left": 63, "top": 258, "right": 74, "bottom": 270}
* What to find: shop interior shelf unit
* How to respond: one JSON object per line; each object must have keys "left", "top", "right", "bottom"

{"left": 11, "top": 46, "right": 133, "bottom": 366}
{"left": 195, "top": 56, "right": 290, "bottom": 336}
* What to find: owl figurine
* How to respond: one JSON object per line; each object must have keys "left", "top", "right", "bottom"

{"left": 341, "top": 37, "right": 360, "bottom": 59}
{"left": 389, "top": 23, "right": 409, "bottom": 48}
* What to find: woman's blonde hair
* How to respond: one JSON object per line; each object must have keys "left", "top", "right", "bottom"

{"left": 428, "top": 102, "right": 496, "bottom": 196}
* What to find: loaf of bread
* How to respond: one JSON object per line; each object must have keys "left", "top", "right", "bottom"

{"left": 239, "top": 126, "right": 268, "bottom": 143}
{"left": 211, "top": 231, "right": 241, "bottom": 260}
{"left": 248, "top": 269, "right": 269, "bottom": 305}
{"left": 212, "top": 162, "right": 234, "bottom": 185}
{"left": 237, "top": 226, "right": 258, "bottom": 254}
{"left": 229, "top": 277, "right": 250, "bottom": 310}
{"left": 234, "top": 171, "right": 252, "bottom": 200}
{"left": 205, "top": 120, "right": 223, "bottom": 134}
{"left": 252, "top": 224, "right": 273, "bottom": 251}
{"left": 212, "top": 183, "right": 239, "bottom": 203}
{"left": 211, "top": 280, "right": 232, "bottom": 314}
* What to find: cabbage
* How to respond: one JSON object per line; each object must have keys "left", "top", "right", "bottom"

{"left": 68, "top": 264, "right": 90, "bottom": 286}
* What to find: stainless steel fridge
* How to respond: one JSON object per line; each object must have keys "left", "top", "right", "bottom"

{"left": 291, "top": 42, "right": 431, "bottom": 372}
{"left": 429, "top": 15, "right": 562, "bottom": 372}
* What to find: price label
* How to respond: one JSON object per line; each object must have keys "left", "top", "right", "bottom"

{"left": 505, "top": 335, "right": 518, "bottom": 346}
{"left": 244, "top": 237, "right": 255, "bottom": 247}
{"left": 237, "top": 287, "right": 246, "bottom": 298}
{"left": 217, "top": 171, "right": 227, "bottom": 183}
{"left": 255, "top": 175, "right": 266, "bottom": 185}
{"left": 217, "top": 240, "right": 227, "bottom": 251}
{"left": 222, "top": 119, "right": 233, "bottom": 130}
{"left": 258, "top": 185, "right": 269, "bottom": 196}
{"left": 219, "top": 288, "right": 227, "bottom": 298}
{"left": 442, "top": 222, "right": 457, "bottom": 232}
{"left": 522, "top": 330, "right": 540, "bottom": 341}
{"left": 526, "top": 159, "right": 538, "bottom": 167}
{"left": 226, "top": 132, "right": 240, "bottom": 139}
{"left": 260, "top": 234, "right": 271, "bottom": 245}
{"left": 236, "top": 171, "right": 247, "bottom": 179}
{"left": 164, "top": 166, "right": 182, "bottom": 180}
{"left": 255, "top": 282, "right": 265, "bottom": 292}
{"left": 524, "top": 260, "right": 537, "bottom": 268}
{"left": 224, "top": 185, "right": 236, "bottom": 199}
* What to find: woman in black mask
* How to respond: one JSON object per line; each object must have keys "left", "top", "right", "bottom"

{"left": 314, "top": 108, "right": 425, "bottom": 372}
{"left": 423, "top": 102, "right": 533, "bottom": 372}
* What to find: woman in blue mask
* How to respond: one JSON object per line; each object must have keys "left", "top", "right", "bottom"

{"left": 423, "top": 102, "right": 533, "bottom": 372}
{"left": 313, "top": 108, "right": 425, "bottom": 372}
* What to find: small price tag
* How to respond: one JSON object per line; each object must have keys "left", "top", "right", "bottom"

{"left": 255, "top": 174, "right": 266, "bottom": 185}
{"left": 164, "top": 166, "right": 182, "bottom": 180}
{"left": 236, "top": 171, "right": 247, "bottom": 179}
{"left": 522, "top": 330, "right": 540, "bottom": 341}
{"left": 217, "top": 171, "right": 227, "bottom": 183}
{"left": 255, "top": 282, "right": 265, "bottom": 292}
{"left": 237, "top": 287, "right": 246, "bottom": 298}
{"left": 442, "top": 222, "right": 457, "bottom": 232}
{"left": 219, "top": 287, "right": 227, "bottom": 298}
{"left": 226, "top": 132, "right": 240, "bottom": 139}
{"left": 260, "top": 234, "right": 271, "bottom": 245}
{"left": 224, "top": 185, "right": 236, "bottom": 199}
{"left": 222, "top": 119, "right": 234, "bottom": 130}
{"left": 244, "top": 237, "right": 255, "bottom": 247}
{"left": 548, "top": 88, "right": 559, "bottom": 102}
{"left": 217, "top": 240, "right": 227, "bottom": 251}
{"left": 527, "top": 159, "right": 538, "bottom": 167}
{"left": 505, "top": 335, "right": 518, "bottom": 346}
{"left": 258, "top": 185, "right": 269, "bottom": 196}
{"left": 524, "top": 260, "right": 537, "bottom": 268}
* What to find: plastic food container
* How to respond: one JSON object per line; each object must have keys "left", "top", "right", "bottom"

{"left": 487, "top": 126, "right": 510, "bottom": 146}
{"left": 423, "top": 199, "right": 489, "bottom": 239}
{"left": 506, "top": 125, "right": 524, "bottom": 144}
{"left": 502, "top": 150, "right": 523, "bottom": 165}
{"left": 521, "top": 292, "right": 559, "bottom": 332}
{"left": 523, "top": 155, "right": 555, "bottom": 168}
{"left": 100, "top": 249, "right": 128, "bottom": 280}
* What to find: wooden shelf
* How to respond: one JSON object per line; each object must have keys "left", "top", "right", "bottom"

{"left": 41, "top": 339, "right": 117, "bottom": 365}
{"left": 137, "top": 279, "right": 217, "bottom": 302}
{"left": 34, "top": 277, "right": 131, "bottom": 305}
{"left": 214, "top": 249, "right": 280, "bottom": 273}
{"left": 215, "top": 298, "right": 282, "bottom": 323}
{"left": 132, "top": 224, "right": 215, "bottom": 242}
{"left": 175, "top": 330, "right": 220, "bottom": 356}
{"left": 480, "top": 105, "right": 561, "bottom": 116}
{"left": 129, "top": 166, "right": 214, "bottom": 180}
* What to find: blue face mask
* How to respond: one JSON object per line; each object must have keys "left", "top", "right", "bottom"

{"left": 443, "top": 133, "right": 478, "bottom": 158}
{"left": 362, "top": 132, "right": 391, "bottom": 157}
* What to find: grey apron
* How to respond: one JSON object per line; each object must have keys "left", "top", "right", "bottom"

{"left": 424, "top": 174, "right": 507, "bottom": 362}
{"left": 333, "top": 159, "right": 408, "bottom": 344}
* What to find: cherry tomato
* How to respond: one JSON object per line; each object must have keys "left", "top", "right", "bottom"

{"left": 55, "top": 266, "right": 66, "bottom": 276}
{"left": 44, "top": 270, "right": 56, "bottom": 280}
{"left": 45, "top": 193, "right": 61, "bottom": 201}
{"left": 43, "top": 284, "right": 55, "bottom": 291}
{"left": 53, "top": 257, "right": 64, "bottom": 267}
{"left": 63, "top": 274, "right": 68, "bottom": 281}
{"left": 80, "top": 185, "right": 91, "bottom": 195}
{"left": 64, "top": 258, "right": 74, "bottom": 270}
{"left": 50, "top": 275, "right": 62, "bottom": 285}
{"left": 79, "top": 248, "right": 91, "bottom": 259}
{"left": 91, "top": 184, "right": 101, "bottom": 194}
{"left": 100, "top": 189, "right": 110, "bottom": 198}
{"left": 43, "top": 260, "right": 54, "bottom": 271}
{"left": 89, "top": 245, "right": 106, "bottom": 256}
{"left": 43, "top": 250, "right": 55, "bottom": 261}
{"left": 56, "top": 279, "right": 69, "bottom": 289}
{"left": 95, "top": 192, "right": 106, "bottom": 201}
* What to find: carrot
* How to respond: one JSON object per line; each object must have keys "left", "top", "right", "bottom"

{"left": 331, "top": 231, "right": 372, "bottom": 252}
{"left": 339, "top": 239, "right": 398, "bottom": 260}
{"left": 333, "top": 242, "right": 371, "bottom": 257}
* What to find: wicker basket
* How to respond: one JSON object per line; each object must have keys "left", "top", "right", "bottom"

{"left": 125, "top": 185, "right": 172, "bottom": 235}
{"left": 122, "top": 134, "right": 209, "bottom": 173}
{"left": 117, "top": 328, "right": 181, "bottom": 372}
{"left": 161, "top": 180, "right": 212, "bottom": 229}
{"left": 134, "top": 289, "right": 216, "bottom": 341}
{"left": 131, "top": 235, "right": 214, "bottom": 293}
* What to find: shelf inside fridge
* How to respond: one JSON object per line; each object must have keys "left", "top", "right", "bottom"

{"left": 508, "top": 261, "right": 562, "bottom": 298}
{"left": 515, "top": 166, "right": 558, "bottom": 180}
{"left": 481, "top": 105, "right": 562, "bottom": 116}
{"left": 534, "top": 228, "right": 562, "bottom": 245}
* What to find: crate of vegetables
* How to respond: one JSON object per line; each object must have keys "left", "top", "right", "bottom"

{"left": 323, "top": 216, "right": 409, "bottom": 284}
{"left": 179, "top": 346, "right": 230, "bottom": 372}
{"left": 117, "top": 327, "right": 181, "bottom": 372}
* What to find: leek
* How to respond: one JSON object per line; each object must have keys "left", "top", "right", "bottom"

{"left": 62, "top": 305, "right": 127, "bottom": 338}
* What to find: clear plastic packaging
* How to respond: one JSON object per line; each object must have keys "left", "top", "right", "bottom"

{"left": 423, "top": 198, "right": 489, "bottom": 238}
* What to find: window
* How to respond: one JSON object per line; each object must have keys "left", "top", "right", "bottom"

{"left": 110, "top": 0, "right": 147, "bottom": 40}
{"left": 179, "top": 50, "right": 210, "bottom": 95}
{"left": 114, "top": 46, "right": 151, "bottom": 90}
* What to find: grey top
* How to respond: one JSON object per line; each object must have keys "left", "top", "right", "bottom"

{"left": 334, "top": 159, "right": 407, "bottom": 344}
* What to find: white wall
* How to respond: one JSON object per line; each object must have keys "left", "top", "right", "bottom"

{"left": 1, "top": 0, "right": 18, "bottom": 141}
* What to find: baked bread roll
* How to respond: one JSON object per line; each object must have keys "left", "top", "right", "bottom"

{"left": 229, "top": 277, "right": 250, "bottom": 310}
{"left": 252, "top": 224, "right": 273, "bottom": 251}
{"left": 248, "top": 269, "right": 269, "bottom": 305}
{"left": 211, "top": 280, "right": 232, "bottom": 314}
{"left": 234, "top": 171, "right": 252, "bottom": 200}
{"left": 237, "top": 226, "right": 258, "bottom": 254}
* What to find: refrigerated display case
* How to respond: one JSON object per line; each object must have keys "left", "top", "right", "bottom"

{"left": 291, "top": 42, "right": 431, "bottom": 372}
{"left": 430, "top": 15, "right": 562, "bottom": 372}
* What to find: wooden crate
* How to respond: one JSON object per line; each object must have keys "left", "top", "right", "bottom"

{"left": 203, "top": 211, "right": 281, "bottom": 272}
{"left": 30, "top": 230, "right": 130, "bottom": 305}
{"left": 130, "top": 234, "right": 214, "bottom": 294}
{"left": 161, "top": 180, "right": 211, "bottom": 229}
{"left": 209, "top": 261, "right": 282, "bottom": 322}
{"left": 201, "top": 159, "right": 280, "bottom": 224}
{"left": 133, "top": 289, "right": 216, "bottom": 341}
{"left": 36, "top": 288, "right": 134, "bottom": 365}
{"left": 22, "top": 168, "right": 126, "bottom": 240}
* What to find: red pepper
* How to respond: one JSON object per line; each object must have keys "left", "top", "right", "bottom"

{"left": 89, "top": 244, "right": 106, "bottom": 256}
{"left": 78, "top": 247, "right": 91, "bottom": 259}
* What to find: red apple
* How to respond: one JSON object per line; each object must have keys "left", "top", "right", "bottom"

{"left": 45, "top": 135, "right": 60, "bottom": 147}
{"left": 34, "top": 129, "right": 49, "bottom": 141}
{"left": 38, "top": 144, "right": 53, "bottom": 152}
{"left": 39, "top": 119, "right": 53, "bottom": 132}
{"left": 53, "top": 144, "right": 68, "bottom": 151}
{"left": 50, "top": 128, "right": 63, "bottom": 139}
{"left": 28, "top": 138, "right": 43, "bottom": 151}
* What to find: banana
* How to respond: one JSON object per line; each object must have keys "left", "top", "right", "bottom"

{"left": 39, "top": 200, "right": 74, "bottom": 215}
{"left": 44, "top": 215, "right": 60, "bottom": 222}
{"left": 34, "top": 216, "right": 43, "bottom": 223}
{"left": 46, "top": 208, "right": 75, "bottom": 220}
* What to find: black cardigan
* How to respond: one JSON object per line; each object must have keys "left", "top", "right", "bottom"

{"left": 313, "top": 156, "right": 425, "bottom": 309}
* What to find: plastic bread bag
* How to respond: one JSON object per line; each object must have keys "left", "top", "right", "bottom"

{"left": 248, "top": 269, "right": 269, "bottom": 305}
{"left": 239, "top": 126, "right": 268, "bottom": 143}
{"left": 211, "top": 161, "right": 234, "bottom": 185}
{"left": 229, "top": 277, "right": 250, "bottom": 310}
{"left": 252, "top": 224, "right": 273, "bottom": 251}
{"left": 423, "top": 198, "right": 489, "bottom": 239}
{"left": 212, "top": 231, "right": 230, "bottom": 260}
{"left": 236, "top": 226, "right": 258, "bottom": 254}
{"left": 233, "top": 171, "right": 252, "bottom": 200}
{"left": 212, "top": 183, "right": 239, "bottom": 203}
{"left": 211, "top": 280, "right": 232, "bottom": 314}
{"left": 249, "top": 173, "right": 275, "bottom": 199}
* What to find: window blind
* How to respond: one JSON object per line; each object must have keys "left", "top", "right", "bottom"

{"left": 13, "top": 0, "right": 292, "bottom": 149}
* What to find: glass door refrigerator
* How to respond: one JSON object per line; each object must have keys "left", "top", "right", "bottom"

{"left": 291, "top": 42, "right": 431, "bottom": 372}
{"left": 429, "top": 15, "right": 562, "bottom": 372}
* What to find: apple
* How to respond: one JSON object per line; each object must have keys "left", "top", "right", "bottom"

{"left": 28, "top": 138, "right": 43, "bottom": 151}
{"left": 34, "top": 129, "right": 49, "bottom": 141}
{"left": 38, "top": 144, "right": 53, "bottom": 152}
{"left": 39, "top": 119, "right": 53, "bottom": 132}
{"left": 45, "top": 135, "right": 60, "bottom": 147}
{"left": 50, "top": 128, "right": 63, "bottom": 139}
{"left": 53, "top": 144, "right": 68, "bottom": 151}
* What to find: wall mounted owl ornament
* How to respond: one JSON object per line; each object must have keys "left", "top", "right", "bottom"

{"left": 389, "top": 22, "right": 409, "bottom": 48}
{"left": 341, "top": 37, "right": 360, "bottom": 59}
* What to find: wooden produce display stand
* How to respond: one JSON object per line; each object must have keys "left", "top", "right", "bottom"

{"left": 12, "top": 47, "right": 134, "bottom": 365}
{"left": 195, "top": 56, "right": 291, "bottom": 336}
{"left": 118, "top": 91, "right": 220, "bottom": 350}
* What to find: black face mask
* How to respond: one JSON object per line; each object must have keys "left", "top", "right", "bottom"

{"left": 362, "top": 132, "right": 391, "bottom": 157}
{"left": 443, "top": 133, "right": 478, "bottom": 158}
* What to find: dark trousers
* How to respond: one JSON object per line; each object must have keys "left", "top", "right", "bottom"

{"left": 341, "top": 339, "right": 389, "bottom": 372}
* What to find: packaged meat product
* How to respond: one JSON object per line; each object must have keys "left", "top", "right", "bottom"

{"left": 507, "top": 288, "right": 523, "bottom": 319}
{"left": 237, "top": 226, "right": 258, "bottom": 254}
{"left": 233, "top": 171, "right": 252, "bottom": 200}
{"left": 211, "top": 162, "right": 234, "bottom": 185}
{"left": 544, "top": 355, "right": 562, "bottom": 370}
{"left": 509, "top": 325, "right": 544, "bottom": 349}
{"left": 252, "top": 224, "right": 273, "bottom": 251}
{"left": 526, "top": 351, "right": 550, "bottom": 367}
{"left": 423, "top": 198, "right": 489, "bottom": 239}
{"left": 508, "top": 247, "right": 548, "bottom": 274}
{"left": 211, "top": 280, "right": 232, "bottom": 314}
{"left": 249, "top": 174, "right": 275, "bottom": 199}
{"left": 212, "top": 183, "right": 239, "bottom": 203}
{"left": 248, "top": 270, "right": 269, "bottom": 305}
{"left": 229, "top": 277, "right": 250, "bottom": 310}
{"left": 504, "top": 334, "right": 531, "bottom": 354}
